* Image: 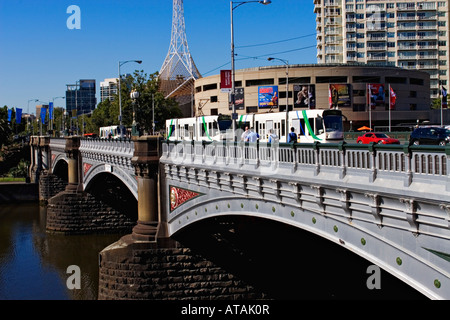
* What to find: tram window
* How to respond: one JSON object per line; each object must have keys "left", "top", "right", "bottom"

{"left": 184, "top": 124, "right": 189, "bottom": 137}
{"left": 316, "top": 117, "right": 324, "bottom": 134}
{"left": 299, "top": 119, "right": 306, "bottom": 136}
{"left": 281, "top": 120, "right": 286, "bottom": 137}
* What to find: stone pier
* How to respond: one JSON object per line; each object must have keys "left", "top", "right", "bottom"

{"left": 97, "top": 135, "right": 263, "bottom": 300}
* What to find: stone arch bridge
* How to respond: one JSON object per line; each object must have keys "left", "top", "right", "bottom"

{"left": 30, "top": 135, "right": 450, "bottom": 299}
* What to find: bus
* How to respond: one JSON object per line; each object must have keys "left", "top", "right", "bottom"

{"left": 165, "top": 109, "right": 344, "bottom": 143}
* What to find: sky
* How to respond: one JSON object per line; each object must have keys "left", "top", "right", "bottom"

{"left": 0, "top": 0, "right": 318, "bottom": 114}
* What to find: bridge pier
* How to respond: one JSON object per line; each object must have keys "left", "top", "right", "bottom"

{"left": 97, "top": 135, "right": 263, "bottom": 300}
{"left": 130, "top": 135, "right": 162, "bottom": 242}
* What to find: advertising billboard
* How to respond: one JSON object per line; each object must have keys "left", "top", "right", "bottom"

{"left": 258, "top": 86, "right": 278, "bottom": 109}
{"left": 294, "top": 84, "right": 316, "bottom": 109}
{"left": 329, "top": 84, "right": 352, "bottom": 108}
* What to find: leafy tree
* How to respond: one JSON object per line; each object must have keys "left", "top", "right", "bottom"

{"left": 89, "top": 70, "right": 183, "bottom": 135}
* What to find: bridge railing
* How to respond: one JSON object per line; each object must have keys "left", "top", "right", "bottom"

{"left": 79, "top": 138, "right": 135, "bottom": 168}
{"left": 161, "top": 139, "right": 450, "bottom": 189}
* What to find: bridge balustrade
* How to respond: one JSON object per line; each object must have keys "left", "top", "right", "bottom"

{"left": 162, "top": 140, "right": 450, "bottom": 190}
{"left": 79, "top": 138, "right": 134, "bottom": 168}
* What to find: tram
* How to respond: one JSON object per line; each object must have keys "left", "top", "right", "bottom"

{"left": 166, "top": 109, "right": 344, "bottom": 143}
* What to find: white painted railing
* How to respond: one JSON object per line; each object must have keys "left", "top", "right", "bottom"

{"left": 162, "top": 140, "right": 450, "bottom": 188}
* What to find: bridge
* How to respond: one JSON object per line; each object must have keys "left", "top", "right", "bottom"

{"left": 30, "top": 135, "right": 450, "bottom": 300}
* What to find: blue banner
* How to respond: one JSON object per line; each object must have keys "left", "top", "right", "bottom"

{"left": 15, "top": 108, "right": 22, "bottom": 124}
{"left": 48, "top": 102, "right": 54, "bottom": 120}
{"left": 7, "top": 108, "right": 12, "bottom": 122}
{"left": 40, "top": 107, "right": 47, "bottom": 124}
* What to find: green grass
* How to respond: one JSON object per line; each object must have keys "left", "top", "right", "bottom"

{"left": 0, "top": 177, "right": 26, "bottom": 182}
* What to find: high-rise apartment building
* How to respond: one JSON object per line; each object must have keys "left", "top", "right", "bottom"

{"left": 100, "top": 78, "right": 118, "bottom": 103}
{"left": 65, "top": 79, "right": 97, "bottom": 116}
{"left": 314, "top": 0, "right": 449, "bottom": 99}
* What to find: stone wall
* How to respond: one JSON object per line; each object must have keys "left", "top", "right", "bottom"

{"left": 46, "top": 191, "right": 136, "bottom": 235}
{"left": 0, "top": 182, "right": 38, "bottom": 203}
{"left": 98, "top": 236, "right": 265, "bottom": 300}
{"left": 38, "top": 171, "right": 67, "bottom": 203}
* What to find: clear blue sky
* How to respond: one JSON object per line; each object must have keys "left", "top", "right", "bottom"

{"left": 0, "top": 0, "right": 317, "bottom": 114}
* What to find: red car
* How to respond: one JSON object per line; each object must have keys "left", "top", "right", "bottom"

{"left": 356, "top": 132, "right": 400, "bottom": 144}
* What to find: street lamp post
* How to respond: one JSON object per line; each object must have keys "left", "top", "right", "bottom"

{"left": 52, "top": 96, "right": 65, "bottom": 137}
{"left": 230, "top": 0, "right": 271, "bottom": 136}
{"left": 27, "top": 99, "right": 38, "bottom": 135}
{"left": 268, "top": 57, "right": 289, "bottom": 141}
{"left": 118, "top": 60, "right": 142, "bottom": 138}
{"left": 130, "top": 89, "right": 140, "bottom": 136}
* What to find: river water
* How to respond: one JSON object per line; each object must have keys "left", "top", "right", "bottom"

{"left": 0, "top": 202, "right": 122, "bottom": 300}
{"left": 0, "top": 202, "right": 427, "bottom": 301}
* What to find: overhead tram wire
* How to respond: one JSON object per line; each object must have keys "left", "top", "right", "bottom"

{"left": 202, "top": 44, "right": 317, "bottom": 76}
{"left": 235, "top": 33, "right": 317, "bottom": 49}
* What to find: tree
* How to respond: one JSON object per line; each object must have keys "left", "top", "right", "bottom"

{"left": 89, "top": 70, "right": 183, "bottom": 135}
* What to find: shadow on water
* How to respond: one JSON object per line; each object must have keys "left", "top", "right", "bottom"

{"left": 0, "top": 202, "right": 122, "bottom": 300}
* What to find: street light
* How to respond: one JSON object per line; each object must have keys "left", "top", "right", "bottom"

{"left": 268, "top": 57, "right": 289, "bottom": 141}
{"left": 118, "top": 60, "right": 142, "bottom": 138}
{"left": 52, "top": 96, "right": 65, "bottom": 137}
{"left": 267, "top": 57, "right": 289, "bottom": 112}
{"left": 230, "top": 0, "right": 271, "bottom": 136}
{"left": 27, "top": 99, "right": 39, "bottom": 135}
{"left": 130, "top": 89, "right": 140, "bottom": 136}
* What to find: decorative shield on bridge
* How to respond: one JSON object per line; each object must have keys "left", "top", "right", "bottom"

{"left": 170, "top": 186, "right": 203, "bottom": 212}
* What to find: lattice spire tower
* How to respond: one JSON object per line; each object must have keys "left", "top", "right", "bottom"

{"left": 159, "top": 0, "right": 201, "bottom": 106}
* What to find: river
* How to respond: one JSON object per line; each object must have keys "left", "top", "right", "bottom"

{"left": 0, "top": 202, "right": 122, "bottom": 300}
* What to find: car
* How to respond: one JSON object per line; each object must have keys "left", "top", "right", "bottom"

{"left": 409, "top": 127, "right": 450, "bottom": 146}
{"left": 356, "top": 132, "right": 400, "bottom": 144}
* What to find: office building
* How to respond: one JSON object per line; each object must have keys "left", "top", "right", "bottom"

{"left": 314, "top": 0, "right": 449, "bottom": 99}
{"left": 65, "top": 79, "right": 97, "bottom": 116}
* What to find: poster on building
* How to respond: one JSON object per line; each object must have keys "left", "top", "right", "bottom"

{"left": 294, "top": 84, "right": 316, "bottom": 109}
{"left": 229, "top": 88, "right": 245, "bottom": 110}
{"left": 329, "top": 84, "right": 352, "bottom": 108}
{"left": 258, "top": 86, "right": 278, "bottom": 109}
{"left": 368, "top": 83, "right": 386, "bottom": 109}
{"left": 235, "top": 87, "right": 245, "bottom": 110}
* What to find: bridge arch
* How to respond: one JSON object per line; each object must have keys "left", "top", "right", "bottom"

{"left": 52, "top": 158, "right": 68, "bottom": 182}
{"left": 169, "top": 195, "right": 437, "bottom": 299}
{"left": 172, "top": 210, "right": 426, "bottom": 299}
{"left": 84, "top": 171, "right": 138, "bottom": 222}
{"left": 83, "top": 163, "right": 137, "bottom": 200}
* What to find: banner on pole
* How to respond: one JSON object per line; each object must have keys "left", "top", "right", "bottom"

{"left": 368, "top": 83, "right": 385, "bottom": 109}
{"left": 7, "top": 108, "right": 12, "bottom": 122}
{"left": 389, "top": 87, "right": 396, "bottom": 110}
{"left": 442, "top": 86, "right": 447, "bottom": 109}
{"left": 16, "top": 108, "right": 22, "bottom": 124}
{"left": 49, "top": 102, "right": 54, "bottom": 120}
{"left": 40, "top": 107, "right": 47, "bottom": 124}
{"left": 220, "top": 70, "right": 232, "bottom": 93}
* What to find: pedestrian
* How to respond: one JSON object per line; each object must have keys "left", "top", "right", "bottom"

{"left": 287, "top": 127, "right": 297, "bottom": 143}
{"left": 241, "top": 126, "right": 249, "bottom": 141}
{"left": 245, "top": 128, "right": 259, "bottom": 143}
{"left": 268, "top": 129, "right": 278, "bottom": 143}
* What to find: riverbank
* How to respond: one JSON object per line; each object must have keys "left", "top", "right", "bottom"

{"left": 0, "top": 182, "right": 39, "bottom": 204}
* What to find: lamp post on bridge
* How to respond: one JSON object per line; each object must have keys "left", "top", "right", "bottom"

{"left": 230, "top": 0, "right": 271, "bottom": 136}
{"left": 118, "top": 60, "right": 142, "bottom": 138}
{"left": 268, "top": 57, "right": 289, "bottom": 141}
{"left": 130, "top": 89, "right": 140, "bottom": 136}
